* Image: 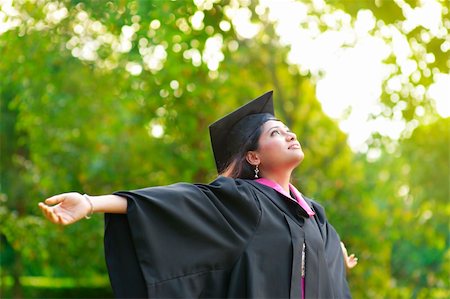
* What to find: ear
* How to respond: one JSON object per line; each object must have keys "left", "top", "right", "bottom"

{"left": 245, "top": 151, "right": 260, "bottom": 166}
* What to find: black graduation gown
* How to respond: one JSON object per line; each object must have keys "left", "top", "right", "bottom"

{"left": 104, "top": 176, "right": 351, "bottom": 298}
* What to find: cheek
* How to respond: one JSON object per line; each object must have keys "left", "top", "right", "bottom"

{"left": 258, "top": 140, "right": 283, "bottom": 160}
{"left": 258, "top": 139, "right": 279, "bottom": 153}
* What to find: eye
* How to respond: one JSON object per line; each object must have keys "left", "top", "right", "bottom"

{"left": 271, "top": 130, "right": 280, "bottom": 136}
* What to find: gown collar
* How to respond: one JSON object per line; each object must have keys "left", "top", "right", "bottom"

{"left": 255, "top": 178, "right": 315, "bottom": 217}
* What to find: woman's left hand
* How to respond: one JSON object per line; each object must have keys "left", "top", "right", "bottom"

{"left": 340, "top": 242, "right": 358, "bottom": 269}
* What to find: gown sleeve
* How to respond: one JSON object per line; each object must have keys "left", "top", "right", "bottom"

{"left": 104, "top": 176, "right": 261, "bottom": 298}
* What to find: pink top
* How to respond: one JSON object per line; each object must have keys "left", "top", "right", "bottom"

{"left": 255, "top": 178, "right": 315, "bottom": 217}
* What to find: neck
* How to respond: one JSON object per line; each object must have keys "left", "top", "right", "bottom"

{"left": 261, "top": 169, "right": 293, "bottom": 194}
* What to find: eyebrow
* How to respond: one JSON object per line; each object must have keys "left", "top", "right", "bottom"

{"left": 265, "top": 125, "right": 289, "bottom": 133}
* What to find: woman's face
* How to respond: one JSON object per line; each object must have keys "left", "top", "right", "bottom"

{"left": 253, "top": 120, "right": 304, "bottom": 173}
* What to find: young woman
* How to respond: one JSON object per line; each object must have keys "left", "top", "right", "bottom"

{"left": 39, "top": 91, "right": 356, "bottom": 298}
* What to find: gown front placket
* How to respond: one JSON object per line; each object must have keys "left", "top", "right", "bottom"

{"left": 255, "top": 178, "right": 315, "bottom": 299}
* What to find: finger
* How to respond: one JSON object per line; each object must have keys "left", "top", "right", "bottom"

{"left": 38, "top": 203, "right": 49, "bottom": 218}
{"left": 42, "top": 204, "right": 60, "bottom": 224}
{"left": 39, "top": 202, "right": 52, "bottom": 213}
{"left": 38, "top": 202, "right": 46, "bottom": 212}
{"left": 40, "top": 204, "right": 51, "bottom": 217}
{"left": 58, "top": 214, "right": 67, "bottom": 226}
{"left": 45, "top": 194, "right": 66, "bottom": 205}
{"left": 50, "top": 209, "right": 60, "bottom": 224}
{"left": 41, "top": 205, "right": 56, "bottom": 223}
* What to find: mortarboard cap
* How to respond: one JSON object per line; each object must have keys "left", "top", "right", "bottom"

{"left": 209, "top": 90, "right": 275, "bottom": 173}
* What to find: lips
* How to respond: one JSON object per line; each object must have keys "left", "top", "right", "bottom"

{"left": 288, "top": 143, "right": 301, "bottom": 149}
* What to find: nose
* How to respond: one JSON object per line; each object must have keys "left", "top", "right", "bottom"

{"left": 286, "top": 131, "right": 296, "bottom": 141}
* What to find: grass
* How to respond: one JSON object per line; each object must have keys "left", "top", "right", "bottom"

{"left": 1, "top": 276, "right": 114, "bottom": 298}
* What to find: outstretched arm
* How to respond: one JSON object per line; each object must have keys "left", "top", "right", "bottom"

{"left": 38, "top": 193, "right": 127, "bottom": 225}
{"left": 340, "top": 241, "right": 358, "bottom": 270}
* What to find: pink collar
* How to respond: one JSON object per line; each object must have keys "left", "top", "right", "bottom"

{"left": 255, "top": 178, "right": 315, "bottom": 217}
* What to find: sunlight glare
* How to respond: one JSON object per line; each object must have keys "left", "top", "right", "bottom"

{"left": 0, "top": 0, "right": 21, "bottom": 34}
{"left": 400, "top": 0, "right": 443, "bottom": 35}
{"left": 226, "top": 6, "right": 260, "bottom": 39}
{"left": 428, "top": 73, "right": 450, "bottom": 117}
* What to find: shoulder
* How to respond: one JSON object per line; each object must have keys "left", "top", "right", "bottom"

{"left": 197, "top": 176, "right": 259, "bottom": 197}
{"left": 199, "top": 176, "right": 262, "bottom": 211}
{"left": 207, "top": 175, "right": 254, "bottom": 186}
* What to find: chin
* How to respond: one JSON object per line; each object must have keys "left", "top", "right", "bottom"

{"left": 296, "top": 156, "right": 304, "bottom": 166}
{"left": 289, "top": 152, "right": 304, "bottom": 168}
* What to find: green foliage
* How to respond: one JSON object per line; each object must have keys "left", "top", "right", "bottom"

{"left": 1, "top": 0, "right": 448, "bottom": 298}
{"left": 354, "top": 117, "right": 450, "bottom": 298}
{"left": 391, "top": 118, "right": 450, "bottom": 295}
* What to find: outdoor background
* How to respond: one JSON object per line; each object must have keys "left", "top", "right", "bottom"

{"left": 1, "top": 0, "right": 449, "bottom": 298}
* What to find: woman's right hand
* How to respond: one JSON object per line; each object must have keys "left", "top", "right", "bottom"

{"left": 38, "top": 192, "right": 92, "bottom": 225}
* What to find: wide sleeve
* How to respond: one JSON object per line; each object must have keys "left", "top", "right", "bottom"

{"left": 104, "top": 176, "right": 261, "bottom": 298}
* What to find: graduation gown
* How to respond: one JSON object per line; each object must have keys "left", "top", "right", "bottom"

{"left": 104, "top": 176, "right": 351, "bottom": 298}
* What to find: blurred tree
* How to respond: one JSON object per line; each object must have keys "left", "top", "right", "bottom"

{"left": 355, "top": 117, "right": 449, "bottom": 298}
{"left": 391, "top": 118, "right": 449, "bottom": 297}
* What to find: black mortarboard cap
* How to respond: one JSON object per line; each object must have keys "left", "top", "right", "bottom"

{"left": 209, "top": 90, "right": 275, "bottom": 173}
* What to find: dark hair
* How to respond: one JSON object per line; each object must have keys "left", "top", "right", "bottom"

{"left": 220, "top": 126, "right": 263, "bottom": 179}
